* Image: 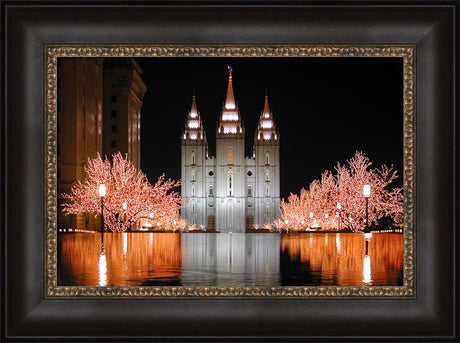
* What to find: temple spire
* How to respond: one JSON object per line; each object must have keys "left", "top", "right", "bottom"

{"left": 190, "top": 93, "right": 198, "bottom": 118}
{"left": 183, "top": 92, "right": 207, "bottom": 142}
{"left": 218, "top": 66, "right": 243, "bottom": 136}
{"left": 224, "top": 65, "right": 236, "bottom": 110}
{"left": 263, "top": 94, "right": 270, "bottom": 118}
{"left": 256, "top": 94, "right": 278, "bottom": 141}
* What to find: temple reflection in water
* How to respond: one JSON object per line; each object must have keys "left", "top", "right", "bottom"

{"left": 181, "top": 233, "right": 280, "bottom": 286}
{"left": 58, "top": 232, "right": 403, "bottom": 287}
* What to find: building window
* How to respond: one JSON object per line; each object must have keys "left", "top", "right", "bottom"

{"left": 191, "top": 152, "right": 196, "bottom": 165}
{"left": 248, "top": 186, "right": 252, "bottom": 197}
{"left": 227, "top": 172, "right": 233, "bottom": 196}
{"left": 191, "top": 201, "right": 196, "bottom": 213}
{"left": 111, "top": 110, "right": 117, "bottom": 118}
{"left": 265, "top": 152, "right": 270, "bottom": 165}
{"left": 266, "top": 185, "right": 270, "bottom": 197}
{"left": 209, "top": 186, "right": 214, "bottom": 197}
{"left": 191, "top": 170, "right": 196, "bottom": 182}
{"left": 265, "top": 203, "right": 270, "bottom": 214}
{"left": 227, "top": 147, "right": 234, "bottom": 165}
{"left": 111, "top": 125, "right": 117, "bottom": 133}
{"left": 111, "top": 95, "right": 117, "bottom": 103}
{"left": 265, "top": 171, "right": 270, "bottom": 182}
{"left": 207, "top": 216, "right": 215, "bottom": 230}
{"left": 247, "top": 216, "right": 254, "bottom": 229}
{"left": 110, "top": 140, "right": 117, "bottom": 148}
{"left": 191, "top": 186, "right": 195, "bottom": 197}
{"left": 191, "top": 217, "right": 196, "bottom": 225}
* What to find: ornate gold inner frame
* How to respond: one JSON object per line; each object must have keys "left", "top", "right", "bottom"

{"left": 45, "top": 45, "right": 415, "bottom": 298}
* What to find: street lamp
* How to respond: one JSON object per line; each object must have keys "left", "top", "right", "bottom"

{"left": 336, "top": 202, "right": 342, "bottom": 230}
{"left": 122, "top": 201, "right": 128, "bottom": 231}
{"left": 98, "top": 183, "right": 106, "bottom": 245}
{"left": 363, "top": 184, "right": 371, "bottom": 232}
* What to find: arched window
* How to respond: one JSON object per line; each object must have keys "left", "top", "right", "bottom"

{"left": 191, "top": 169, "right": 195, "bottom": 181}
{"left": 265, "top": 185, "right": 270, "bottom": 197}
{"left": 227, "top": 147, "right": 234, "bottom": 165}
{"left": 265, "top": 152, "right": 270, "bottom": 165}
{"left": 265, "top": 171, "right": 270, "bottom": 182}
{"left": 191, "top": 217, "right": 196, "bottom": 225}
{"left": 191, "top": 152, "right": 196, "bottom": 165}
{"left": 246, "top": 216, "right": 254, "bottom": 229}
{"left": 209, "top": 185, "right": 214, "bottom": 197}
{"left": 265, "top": 203, "right": 270, "bottom": 213}
{"left": 191, "top": 185, "right": 195, "bottom": 197}
{"left": 207, "top": 216, "right": 215, "bottom": 229}
{"left": 227, "top": 172, "right": 233, "bottom": 196}
{"left": 247, "top": 186, "right": 252, "bottom": 197}
{"left": 191, "top": 201, "right": 196, "bottom": 213}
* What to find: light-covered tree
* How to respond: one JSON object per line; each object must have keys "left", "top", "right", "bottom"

{"left": 61, "top": 152, "right": 183, "bottom": 232}
{"left": 279, "top": 151, "right": 403, "bottom": 232}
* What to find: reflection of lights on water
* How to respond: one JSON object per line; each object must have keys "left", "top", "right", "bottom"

{"left": 123, "top": 232, "right": 128, "bottom": 254}
{"left": 150, "top": 233, "right": 153, "bottom": 246}
{"left": 309, "top": 234, "right": 313, "bottom": 247}
{"left": 336, "top": 233, "right": 341, "bottom": 253}
{"left": 364, "top": 232, "right": 373, "bottom": 241}
{"left": 362, "top": 255, "right": 372, "bottom": 284}
{"left": 98, "top": 251, "right": 107, "bottom": 286}
{"left": 325, "top": 233, "right": 328, "bottom": 245}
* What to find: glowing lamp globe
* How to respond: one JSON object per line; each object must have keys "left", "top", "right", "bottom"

{"left": 363, "top": 184, "right": 371, "bottom": 198}
{"left": 98, "top": 183, "right": 106, "bottom": 197}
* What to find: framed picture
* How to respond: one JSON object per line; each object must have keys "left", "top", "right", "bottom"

{"left": 3, "top": 1, "right": 457, "bottom": 341}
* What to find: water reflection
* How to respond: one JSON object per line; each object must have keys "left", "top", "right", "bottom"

{"left": 58, "top": 232, "right": 403, "bottom": 287}
{"left": 181, "top": 233, "right": 280, "bottom": 286}
{"left": 59, "top": 233, "right": 181, "bottom": 286}
{"left": 280, "top": 233, "right": 403, "bottom": 286}
{"left": 98, "top": 248, "right": 107, "bottom": 287}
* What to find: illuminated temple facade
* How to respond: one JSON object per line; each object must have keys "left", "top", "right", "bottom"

{"left": 181, "top": 68, "right": 280, "bottom": 232}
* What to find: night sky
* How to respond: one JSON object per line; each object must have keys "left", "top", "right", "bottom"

{"left": 137, "top": 57, "right": 403, "bottom": 200}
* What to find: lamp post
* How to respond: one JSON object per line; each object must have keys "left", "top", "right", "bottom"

{"left": 122, "top": 201, "right": 128, "bottom": 231}
{"left": 336, "top": 202, "right": 342, "bottom": 230}
{"left": 98, "top": 183, "right": 106, "bottom": 246}
{"left": 363, "top": 184, "right": 371, "bottom": 232}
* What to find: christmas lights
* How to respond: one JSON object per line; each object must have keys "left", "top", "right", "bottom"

{"left": 278, "top": 151, "right": 403, "bottom": 232}
{"left": 61, "top": 152, "right": 184, "bottom": 232}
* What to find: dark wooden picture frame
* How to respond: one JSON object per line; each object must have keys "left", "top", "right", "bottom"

{"left": 2, "top": 1, "right": 457, "bottom": 341}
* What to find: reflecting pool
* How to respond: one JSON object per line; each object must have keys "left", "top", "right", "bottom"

{"left": 58, "top": 232, "right": 403, "bottom": 287}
